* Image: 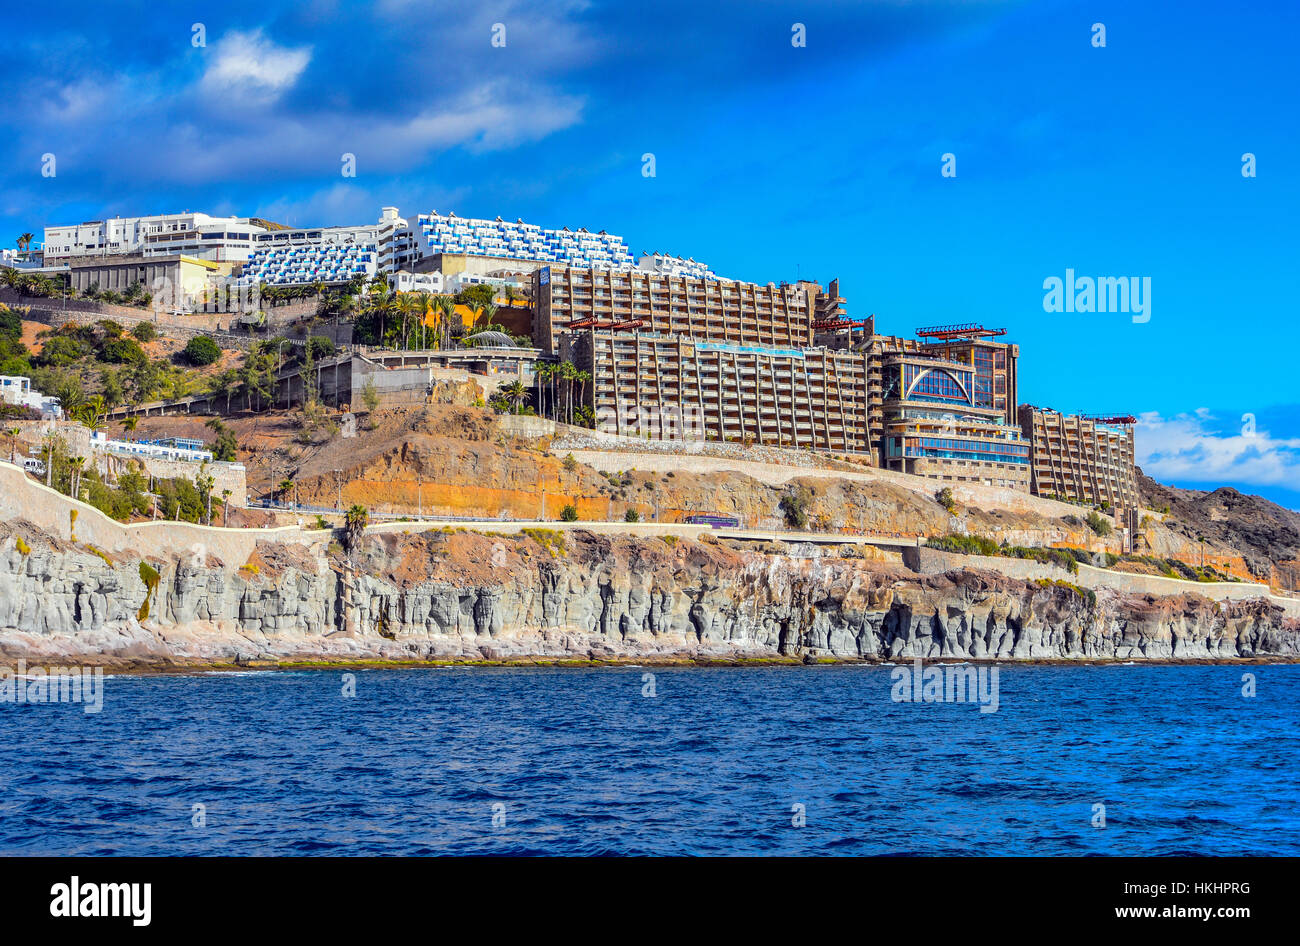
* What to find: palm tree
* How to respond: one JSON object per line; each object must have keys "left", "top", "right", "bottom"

{"left": 4, "top": 426, "right": 21, "bottom": 465}
{"left": 397, "top": 292, "right": 420, "bottom": 350}
{"left": 574, "top": 369, "right": 590, "bottom": 418}
{"left": 533, "top": 364, "right": 552, "bottom": 419}
{"left": 121, "top": 415, "right": 139, "bottom": 441}
{"left": 434, "top": 295, "right": 456, "bottom": 349}
{"left": 413, "top": 291, "right": 432, "bottom": 349}
{"left": 277, "top": 478, "right": 295, "bottom": 505}
{"left": 67, "top": 456, "right": 84, "bottom": 500}
{"left": 343, "top": 503, "right": 368, "bottom": 552}
{"left": 16, "top": 233, "right": 34, "bottom": 260}
{"left": 559, "top": 361, "right": 577, "bottom": 423}
{"left": 75, "top": 395, "right": 108, "bottom": 435}
{"left": 501, "top": 380, "right": 527, "bottom": 415}
{"left": 41, "top": 432, "right": 61, "bottom": 487}
{"left": 221, "top": 489, "right": 232, "bottom": 526}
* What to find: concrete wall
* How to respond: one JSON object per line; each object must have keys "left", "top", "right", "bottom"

{"left": 0, "top": 462, "right": 316, "bottom": 567}
{"left": 498, "top": 415, "right": 557, "bottom": 438}
{"left": 905, "top": 546, "right": 1065, "bottom": 581}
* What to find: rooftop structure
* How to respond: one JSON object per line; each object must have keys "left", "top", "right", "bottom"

{"left": 915, "top": 322, "right": 1019, "bottom": 426}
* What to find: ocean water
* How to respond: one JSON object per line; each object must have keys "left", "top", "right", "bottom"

{"left": 1, "top": 665, "right": 1296, "bottom": 856}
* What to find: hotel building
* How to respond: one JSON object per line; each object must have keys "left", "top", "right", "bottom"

{"left": 568, "top": 332, "right": 873, "bottom": 452}
{"left": 44, "top": 213, "right": 270, "bottom": 263}
{"left": 544, "top": 266, "right": 1030, "bottom": 486}
{"left": 1017, "top": 407, "right": 1138, "bottom": 514}
{"left": 880, "top": 353, "right": 1030, "bottom": 489}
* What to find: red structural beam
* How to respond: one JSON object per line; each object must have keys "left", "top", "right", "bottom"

{"left": 811, "top": 317, "right": 861, "bottom": 331}
{"left": 566, "top": 317, "right": 645, "bottom": 330}
{"left": 915, "top": 322, "right": 1008, "bottom": 340}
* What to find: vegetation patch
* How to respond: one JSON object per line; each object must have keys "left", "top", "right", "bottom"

{"left": 137, "top": 560, "right": 160, "bottom": 621}
{"left": 1034, "top": 578, "right": 1097, "bottom": 610}
{"left": 83, "top": 544, "right": 113, "bottom": 566}
{"left": 520, "top": 527, "right": 566, "bottom": 558}
{"left": 926, "top": 534, "right": 1081, "bottom": 574}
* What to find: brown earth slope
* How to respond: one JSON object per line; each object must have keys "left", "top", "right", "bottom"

{"left": 124, "top": 405, "right": 1300, "bottom": 591}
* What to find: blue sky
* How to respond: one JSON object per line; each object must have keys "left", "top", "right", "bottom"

{"left": 3, "top": 0, "right": 1297, "bottom": 506}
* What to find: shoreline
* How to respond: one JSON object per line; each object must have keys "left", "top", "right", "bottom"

{"left": 55, "top": 653, "right": 1300, "bottom": 675}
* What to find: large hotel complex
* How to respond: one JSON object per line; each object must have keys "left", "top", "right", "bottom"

{"left": 14, "top": 205, "right": 1139, "bottom": 522}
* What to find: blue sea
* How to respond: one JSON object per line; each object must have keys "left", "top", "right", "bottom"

{"left": 1, "top": 665, "right": 1296, "bottom": 856}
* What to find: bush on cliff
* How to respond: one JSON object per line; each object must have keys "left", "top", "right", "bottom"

{"left": 183, "top": 336, "right": 221, "bottom": 367}
{"left": 1085, "top": 510, "right": 1113, "bottom": 537}
{"left": 779, "top": 486, "right": 812, "bottom": 530}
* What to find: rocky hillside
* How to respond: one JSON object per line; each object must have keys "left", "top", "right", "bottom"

{"left": 125, "top": 404, "right": 1299, "bottom": 590}
{"left": 1, "top": 518, "right": 1294, "bottom": 668}
{"left": 1139, "top": 469, "right": 1300, "bottom": 589}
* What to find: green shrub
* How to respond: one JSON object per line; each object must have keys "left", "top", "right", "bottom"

{"left": 98, "top": 337, "right": 147, "bottom": 365}
{"left": 559, "top": 503, "right": 578, "bottom": 522}
{"left": 779, "top": 486, "right": 812, "bottom": 529}
{"left": 1085, "top": 510, "right": 1113, "bottom": 537}
{"left": 183, "top": 336, "right": 221, "bottom": 366}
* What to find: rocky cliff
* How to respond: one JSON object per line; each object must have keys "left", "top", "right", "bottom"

{"left": 2, "top": 521, "right": 1295, "bottom": 668}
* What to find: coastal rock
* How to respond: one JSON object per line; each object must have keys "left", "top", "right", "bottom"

{"left": 1, "top": 525, "right": 1296, "bottom": 667}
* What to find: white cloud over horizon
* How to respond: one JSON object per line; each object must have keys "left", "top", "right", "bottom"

{"left": 1136, "top": 409, "right": 1300, "bottom": 489}
{"left": 199, "top": 30, "right": 312, "bottom": 105}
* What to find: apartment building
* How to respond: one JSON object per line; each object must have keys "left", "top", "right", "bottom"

{"left": 532, "top": 265, "right": 823, "bottom": 355}
{"left": 566, "top": 332, "right": 873, "bottom": 453}
{"left": 1017, "top": 406, "right": 1138, "bottom": 514}
{"left": 880, "top": 353, "right": 1030, "bottom": 490}
{"left": 376, "top": 206, "right": 414, "bottom": 272}
{"left": 44, "top": 213, "right": 269, "bottom": 263}
{"left": 405, "top": 211, "right": 636, "bottom": 273}
{"left": 240, "top": 241, "right": 378, "bottom": 287}
{"left": 636, "top": 252, "right": 716, "bottom": 279}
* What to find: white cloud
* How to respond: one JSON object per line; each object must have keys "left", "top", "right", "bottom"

{"left": 1136, "top": 409, "right": 1300, "bottom": 487}
{"left": 200, "top": 29, "right": 312, "bottom": 104}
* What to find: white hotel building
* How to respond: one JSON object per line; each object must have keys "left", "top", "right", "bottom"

{"left": 43, "top": 213, "right": 269, "bottom": 263}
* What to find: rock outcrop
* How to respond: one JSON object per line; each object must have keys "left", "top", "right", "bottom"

{"left": 2, "top": 522, "right": 1296, "bottom": 668}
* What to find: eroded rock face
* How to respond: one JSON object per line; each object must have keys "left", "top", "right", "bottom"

{"left": 1, "top": 526, "right": 1296, "bottom": 666}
